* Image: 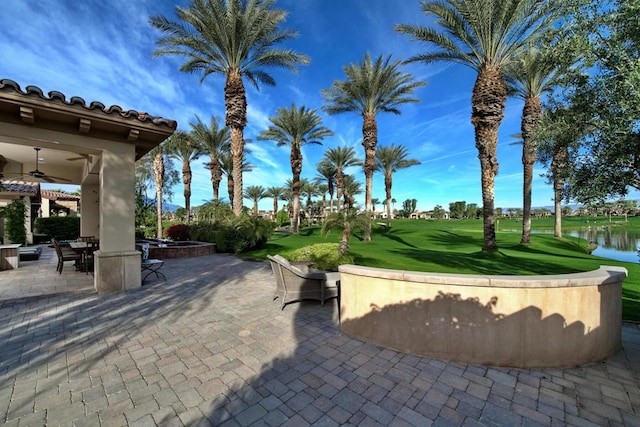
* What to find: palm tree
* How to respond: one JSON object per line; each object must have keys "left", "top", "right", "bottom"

{"left": 244, "top": 185, "right": 267, "bottom": 216}
{"left": 190, "top": 115, "right": 230, "bottom": 203}
{"left": 396, "top": 0, "right": 562, "bottom": 250}
{"left": 371, "top": 198, "right": 380, "bottom": 213}
{"left": 315, "top": 161, "right": 337, "bottom": 214}
{"left": 220, "top": 151, "right": 254, "bottom": 209}
{"left": 258, "top": 104, "right": 333, "bottom": 233}
{"left": 322, "top": 53, "right": 425, "bottom": 242}
{"left": 300, "top": 179, "right": 319, "bottom": 222}
{"left": 341, "top": 174, "right": 363, "bottom": 211}
{"left": 504, "top": 46, "right": 564, "bottom": 244}
{"left": 322, "top": 147, "right": 362, "bottom": 212}
{"left": 315, "top": 183, "right": 329, "bottom": 219}
{"left": 375, "top": 144, "right": 421, "bottom": 228}
{"left": 151, "top": 0, "right": 309, "bottom": 217}
{"left": 265, "top": 186, "right": 285, "bottom": 217}
{"left": 321, "top": 210, "right": 370, "bottom": 255}
{"left": 165, "top": 130, "right": 204, "bottom": 224}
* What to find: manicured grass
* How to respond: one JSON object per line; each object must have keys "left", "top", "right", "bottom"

{"left": 244, "top": 218, "right": 640, "bottom": 321}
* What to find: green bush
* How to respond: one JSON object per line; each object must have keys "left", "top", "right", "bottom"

{"left": 5, "top": 200, "right": 27, "bottom": 244}
{"left": 289, "top": 243, "right": 354, "bottom": 271}
{"left": 190, "top": 215, "right": 275, "bottom": 253}
{"left": 35, "top": 216, "right": 80, "bottom": 241}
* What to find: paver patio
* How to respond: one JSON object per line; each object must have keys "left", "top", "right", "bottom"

{"left": 1, "top": 247, "right": 639, "bottom": 426}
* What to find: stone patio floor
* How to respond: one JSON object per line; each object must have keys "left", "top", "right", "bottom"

{"left": 1, "top": 247, "right": 640, "bottom": 426}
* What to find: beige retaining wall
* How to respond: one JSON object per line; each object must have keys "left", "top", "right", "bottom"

{"left": 338, "top": 265, "right": 627, "bottom": 368}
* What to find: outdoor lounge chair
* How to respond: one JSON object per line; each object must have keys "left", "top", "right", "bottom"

{"left": 267, "top": 254, "right": 340, "bottom": 310}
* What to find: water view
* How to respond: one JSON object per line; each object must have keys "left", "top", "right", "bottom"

{"left": 565, "top": 227, "right": 640, "bottom": 263}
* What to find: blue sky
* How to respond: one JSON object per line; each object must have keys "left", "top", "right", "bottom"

{"left": 0, "top": 0, "right": 603, "bottom": 212}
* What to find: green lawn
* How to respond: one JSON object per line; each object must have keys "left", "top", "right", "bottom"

{"left": 244, "top": 218, "right": 640, "bottom": 321}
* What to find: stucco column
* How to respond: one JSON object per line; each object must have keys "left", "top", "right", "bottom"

{"left": 94, "top": 143, "right": 141, "bottom": 293}
{"left": 80, "top": 182, "right": 99, "bottom": 237}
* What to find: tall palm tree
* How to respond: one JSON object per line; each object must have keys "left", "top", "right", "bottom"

{"left": 322, "top": 147, "right": 362, "bottom": 212}
{"left": 266, "top": 186, "right": 285, "bottom": 217}
{"left": 396, "top": 0, "right": 562, "bottom": 250}
{"left": 315, "top": 161, "right": 337, "bottom": 214}
{"left": 166, "top": 130, "right": 204, "bottom": 224}
{"left": 322, "top": 53, "right": 425, "bottom": 242}
{"left": 504, "top": 47, "right": 564, "bottom": 244}
{"left": 375, "top": 144, "right": 421, "bottom": 228}
{"left": 151, "top": 0, "right": 309, "bottom": 217}
{"left": 190, "top": 115, "right": 230, "bottom": 202}
{"left": 244, "top": 185, "right": 267, "bottom": 216}
{"left": 258, "top": 104, "right": 333, "bottom": 233}
{"left": 147, "top": 144, "right": 179, "bottom": 239}
{"left": 220, "top": 151, "right": 254, "bottom": 210}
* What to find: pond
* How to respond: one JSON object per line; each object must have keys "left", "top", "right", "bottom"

{"left": 501, "top": 225, "right": 640, "bottom": 263}
{"left": 564, "top": 227, "right": 640, "bottom": 263}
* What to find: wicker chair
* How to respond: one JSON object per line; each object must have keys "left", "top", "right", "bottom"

{"left": 267, "top": 255, "right": 340, "bottom": 310}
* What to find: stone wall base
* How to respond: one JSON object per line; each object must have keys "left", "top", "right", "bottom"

{"left": 94, "top": 250, "right": 142, "bottom": 293}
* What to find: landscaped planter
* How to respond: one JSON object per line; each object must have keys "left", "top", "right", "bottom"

{"left": 338, "top": 265, "right": 627, "bottom": 368}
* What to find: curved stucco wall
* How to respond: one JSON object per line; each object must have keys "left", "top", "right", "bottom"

{"left": 338, "top": 265, "right": 627, "bottom": 368}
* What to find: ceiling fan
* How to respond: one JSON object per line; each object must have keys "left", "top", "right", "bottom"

{"left": 66, "top": 153, "right": 93, "bottom": 162}
{"left": 8, "top": 148, "right": 71, "bottom": 183}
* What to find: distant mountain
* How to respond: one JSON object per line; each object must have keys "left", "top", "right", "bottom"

{"left": 143, "top": 197, "right": 181, "bottom": 213}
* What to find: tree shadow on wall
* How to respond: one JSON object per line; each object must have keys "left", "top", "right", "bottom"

{"left": 341, "top": 291, "right": 619, "bottom": 368}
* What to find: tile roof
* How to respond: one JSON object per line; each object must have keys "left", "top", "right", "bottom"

{"left": 0, "top": 79, "right": 177, "bottom": 130}
{"left": 41, "top": 189, "right": 80, "bottom": 201}
{"left": 0, "top": 180, "right": 39, "bottom": 195}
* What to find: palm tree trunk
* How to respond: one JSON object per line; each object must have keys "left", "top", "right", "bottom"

{"left": 520, "top": 96, "right": 542, "bottom": 244}
{"left": 273, "top": 198, "right": 278, "bottom": 217}
{"left": 291, "top": 144, "right": 302, "bottom": 233}
{"left": 183, "top": 163, "right": 192, "bottom": 224}
{"left": 336, "top": 171, "right": 343, "bottom": 212}
{"left": 362, "top": 114, "right": 377, "bottom": 242}
{"left": 385, "top": 173, "right": 393, "bottom": 229}
{"left": 227, "top": 175, "right": 234, "bottom": 208}
{"left": 552, "top": 146, "right": 568, "bottom": 238}
{"left": 153, "top": 150, "right": 164, "bottom": 239}
{"left": 225, "top": 71, "right": 247, "bottom": 217}
{"left": 210, "top": 158, "right": 222, "bottom": 202}
{"left": 339, "top": 229, "right": 350, "bottom": 255}
{"left": 471, "top": 66, "right": 507, "bottom": 251}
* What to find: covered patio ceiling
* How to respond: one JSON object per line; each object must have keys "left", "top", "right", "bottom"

{"left": 0, "top": 78, "right": 177, "bottom": 185}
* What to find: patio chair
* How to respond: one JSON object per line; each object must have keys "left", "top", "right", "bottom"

{"left": 77, "top": 235, "right": 95, "bottom": 242}
{"left": 267, "top": 255, "right": 340, "bottom": 310}
{"left": 82, "top": 240, "right": 99, "bottom": 274}
{"left": 52, "top": 238, "right": 82, "bottom": 274}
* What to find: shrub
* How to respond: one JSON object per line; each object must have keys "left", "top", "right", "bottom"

{"left": 165, "top": 223, "right": 190, "bottom": 241}
{"left": 276, "top": 208, "right": 290, "bottom": 227}
{"left": 189, "top": 214, "right": 275, "bottom": 253}
{"left": 5, "top": 200, "right": 27, "bottom": 244}
{"left": 35, "top": 216, "right": 80, "bottom": 241}
{"left": 289, "top": 243, "right": 354, "bottom": 272}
